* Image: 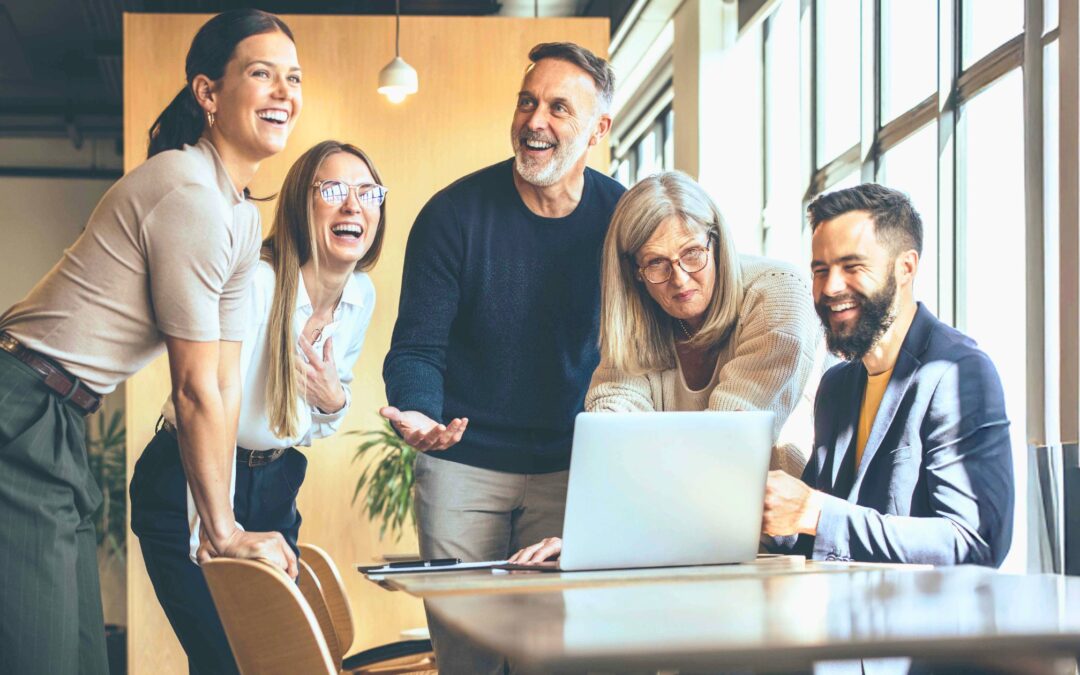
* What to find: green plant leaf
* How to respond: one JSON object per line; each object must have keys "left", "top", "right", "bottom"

{"left": 87, "top": 408, "right": 126, "bottom": 560}
{"left": 351, "top": 417, "right": 418, "bottom": 541}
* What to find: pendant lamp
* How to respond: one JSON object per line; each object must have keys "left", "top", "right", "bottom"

{"left": 378, "top": 0, "right": 418, "bottom": 104}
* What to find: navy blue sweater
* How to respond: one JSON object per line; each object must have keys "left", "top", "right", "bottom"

{"left": 383, "top": 159, "right": 625, "bottom": 473}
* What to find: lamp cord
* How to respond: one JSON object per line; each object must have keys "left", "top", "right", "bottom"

{"left": 395, "top": 0, "right": 401, "bottom": 57}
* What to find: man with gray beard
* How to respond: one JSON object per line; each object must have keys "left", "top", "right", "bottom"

{"left": 382, "top": 42, "right": 624, "bottom": 674}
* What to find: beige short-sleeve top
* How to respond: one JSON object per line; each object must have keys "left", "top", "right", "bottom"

{"left": 0, "top": 138, "right": 262, "bottom": 394}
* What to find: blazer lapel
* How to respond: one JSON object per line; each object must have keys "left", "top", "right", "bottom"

{"left": 849, "top": 305, "right": 935, "bottom": 495}
{"left": 828, "top": 363, "right": 864, "bottom": 491}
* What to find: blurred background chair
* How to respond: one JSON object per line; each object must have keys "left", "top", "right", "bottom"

{"left": 298, "top": 543, "right": 436, "bottom": 674}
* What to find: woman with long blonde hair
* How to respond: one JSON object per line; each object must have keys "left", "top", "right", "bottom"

{"left": 132, "top": 140, "right": 386, "bottom": 673}
{"left": 510, "top": 171, "right": 820, "bottom": 564}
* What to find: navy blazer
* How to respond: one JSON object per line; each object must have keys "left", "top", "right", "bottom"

{"left": 771, "top": 303, "right": 1014, "bottom": 566}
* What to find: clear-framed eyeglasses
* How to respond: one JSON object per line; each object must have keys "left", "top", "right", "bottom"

{"left": 313, "top": 180, "right": 388, "bottom": 209}
{"left": 637, "top": 239, "right": 713, "bottom": 284}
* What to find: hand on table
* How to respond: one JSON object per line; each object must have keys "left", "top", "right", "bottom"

{"left": 761, "top": 470, "right": 823, "bottom": 537}
{"left": 379, "top": 406, "right": 467, "bottom": 451}
{"left": 508, "top": 537, "right": 563, "bottom": 565}
{"left": 197, "top": 527, "right": 299, "bottom": 580}
{"left": 297, "top": 334, "right": 345, "bottom": 413}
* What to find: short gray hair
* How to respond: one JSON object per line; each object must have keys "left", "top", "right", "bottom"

{"left": 528, "top": 42, "right": 614, "bottom": 112}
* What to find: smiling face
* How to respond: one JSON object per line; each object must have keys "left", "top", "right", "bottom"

{"left": 199, "top": 30, "right": 302, "bottom": 164}
{"left": 635, "top": 217, "right": 717, "bottom": 327}
{"left": 311, "top": 151, "right": 381, "bottom": 270}
{"left": 811, "top": 210, "right": 901, "bottom": 360}
{"left": 510, "top": 58, "right": 606, "bottom": 187}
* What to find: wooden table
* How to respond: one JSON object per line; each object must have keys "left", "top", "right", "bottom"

{"left": 414, "top": 566, "right": 1080, "bottom": 672}
{"left": 361, "top": 558, "right": 1077, "bottom": 672}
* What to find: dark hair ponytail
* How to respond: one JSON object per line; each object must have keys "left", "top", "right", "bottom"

{"left": 147, "top": 9, "right": 294, "bottom": 158}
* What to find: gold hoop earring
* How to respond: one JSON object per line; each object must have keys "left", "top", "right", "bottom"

{"left": 207, "top": 111, "right": 215, "bottom": 128}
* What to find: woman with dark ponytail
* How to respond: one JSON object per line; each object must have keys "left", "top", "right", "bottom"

{"left": 0, "top": 10, "right": 301, "bottom": 675}
{"left": 146, "top": 10, "right": 298, "bottom": 159}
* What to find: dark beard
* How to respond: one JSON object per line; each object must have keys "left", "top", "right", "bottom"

{"left": 816, "top": 273, "right": 898, "bottom": 361}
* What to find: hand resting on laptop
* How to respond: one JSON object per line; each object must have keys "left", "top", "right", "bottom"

{"left": 509, "top": 537, "right": 563, "bottom": 565}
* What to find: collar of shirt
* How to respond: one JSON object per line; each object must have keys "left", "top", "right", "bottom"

{"left": 297, "top": 268, "right": 369, "bottom": 315}
{"left": 296, "top": 269, "right": 371, "bottom": 351}
{"left": 193, "top": 137, "right": 245, "bottom": 207}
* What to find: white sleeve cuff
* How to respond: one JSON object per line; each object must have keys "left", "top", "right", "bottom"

{"left": 311, "top": 384, "right": 350, "bottom": 424}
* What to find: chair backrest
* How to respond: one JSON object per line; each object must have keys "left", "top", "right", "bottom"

{"left": 299, "top": 543, "right": 355, "bottom": 653}
{"left": 298, "top": 557, "right": 343, "bottom": 664}
{"left": 202, "top": 558, "right": 337, "bottom": 675}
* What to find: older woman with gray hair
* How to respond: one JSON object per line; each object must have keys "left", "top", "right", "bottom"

{"left": 510, "top": 170, "right": 819, "bottom": 565}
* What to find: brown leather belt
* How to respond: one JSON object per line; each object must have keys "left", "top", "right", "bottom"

{"left": 159, "top": 418, "right": 288, "bottom": 467}
{"left": 0, "top": 332, "right": 102, "bottom": 415}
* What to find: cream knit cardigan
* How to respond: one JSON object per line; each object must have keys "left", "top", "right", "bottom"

{"left": 585, "top": 255, "right": 821, "bottom": 477}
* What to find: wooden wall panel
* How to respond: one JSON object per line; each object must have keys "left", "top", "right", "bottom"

{"left": 124, "top": 13, "right": 608, "bottom": 673}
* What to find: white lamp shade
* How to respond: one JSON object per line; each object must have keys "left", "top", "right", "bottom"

{"left": 377, "top": 56, "right": 419, "bottom": 101}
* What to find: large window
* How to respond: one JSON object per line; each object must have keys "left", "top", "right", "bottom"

{"left": 880, "top": 0, "right": 937, "bottom": 124}
{"left": 612, "top": 105, "right": 675, "bottom": 187}
{"left": 879, "top": 121, "right": 938, "bottom": 315}
{"left": 814, "top": 0, "right": 861, "bottom": 162}
{"left": 757, "top": 0, "right": 1064, "bottom": 571}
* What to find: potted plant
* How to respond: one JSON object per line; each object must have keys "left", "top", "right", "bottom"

{"left": 351, "top": 419, "right": 418, "bottom": 541}
{"left": 85, "top": 407, "right": 126, "bottom": 674}
{"left": 87, "top": 409, "right": 126, "bottom": 562}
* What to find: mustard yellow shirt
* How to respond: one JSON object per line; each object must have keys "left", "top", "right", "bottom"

{"left": 856, "top": 366, "right": 895, "bottom": 468}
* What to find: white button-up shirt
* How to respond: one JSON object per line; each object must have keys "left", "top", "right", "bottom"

{"left": 164, "top": 259, "right": 375, "bottom": 560}
{"left": 163, "top": 260, "right": 375, "bottom": 442}
{"left": 233, "top": 260, "right": 375, "bottom": 450}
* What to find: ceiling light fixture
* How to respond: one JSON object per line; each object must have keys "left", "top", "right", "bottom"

{"left": 378, "top": 0, "right": 418, "bottom": 104}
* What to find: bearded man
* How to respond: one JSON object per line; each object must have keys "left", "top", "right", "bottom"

{"left": 381, "top": 42, "right": 624, "bottom": 674}
{"left": 762, "top": 183, "right": 1014, "bottom": 567}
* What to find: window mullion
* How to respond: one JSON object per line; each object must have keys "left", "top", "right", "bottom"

{"left": 761, "top": 17, "right": 770, "bottom": 250}
{"left": 807, "top": 143, "right": 860, "bottom": 197}
{"left": 1059, "top": 0, "right": 1080, "bottom": 442}
{"left": 956, "top": 35, "right": 1025, "bottom": 103}
{"left": 877, "top": 94, "right": 937, "bottom": 153}
{"left": 1025, "top": 0, "right": 1049, "bottom": 446}
{"left": 799, "top": 0, "right": 815, "bottom": 217}
{"left": 936, "top": 0, "right": 959, "bottom": 327}
{"left": 860, "top": 0, "right": 878, "bottom": 182}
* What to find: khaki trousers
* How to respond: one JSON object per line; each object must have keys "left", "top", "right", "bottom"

{"left": 414, "top": 451, "right": 569, "bottom": 675}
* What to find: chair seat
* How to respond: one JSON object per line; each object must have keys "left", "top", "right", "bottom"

{"left": 341, "top": 639, "right": 433, "bottom": 670}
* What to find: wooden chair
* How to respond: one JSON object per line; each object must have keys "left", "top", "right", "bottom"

{"left": 202, "top": 558, "right": 337, "bottom": 675}
{"left": 298, "top": 558, "right": 343, "bottom": 660}
{"left": 298, "top": 543, "right": 436, "bottom": 675}
{"left": 298, "top": 543, "right": 354, "bottom": 654}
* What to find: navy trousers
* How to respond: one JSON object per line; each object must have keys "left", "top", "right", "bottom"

{"left": 130, "top": 428, "right": 306, "bottom": 675}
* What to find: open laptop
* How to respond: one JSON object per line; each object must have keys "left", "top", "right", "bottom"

{"left": 532, "top": 410, "right": 775, "bottom": 572}
{"left": 358, "top": 411, "right": 775, "bottom": 577}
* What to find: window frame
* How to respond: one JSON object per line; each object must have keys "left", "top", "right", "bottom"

{"left": 611, "top": 94, "right": 675, "bottom": 185}
{"left": 759, "top": 0, "right": 1072, "bottom": 571}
